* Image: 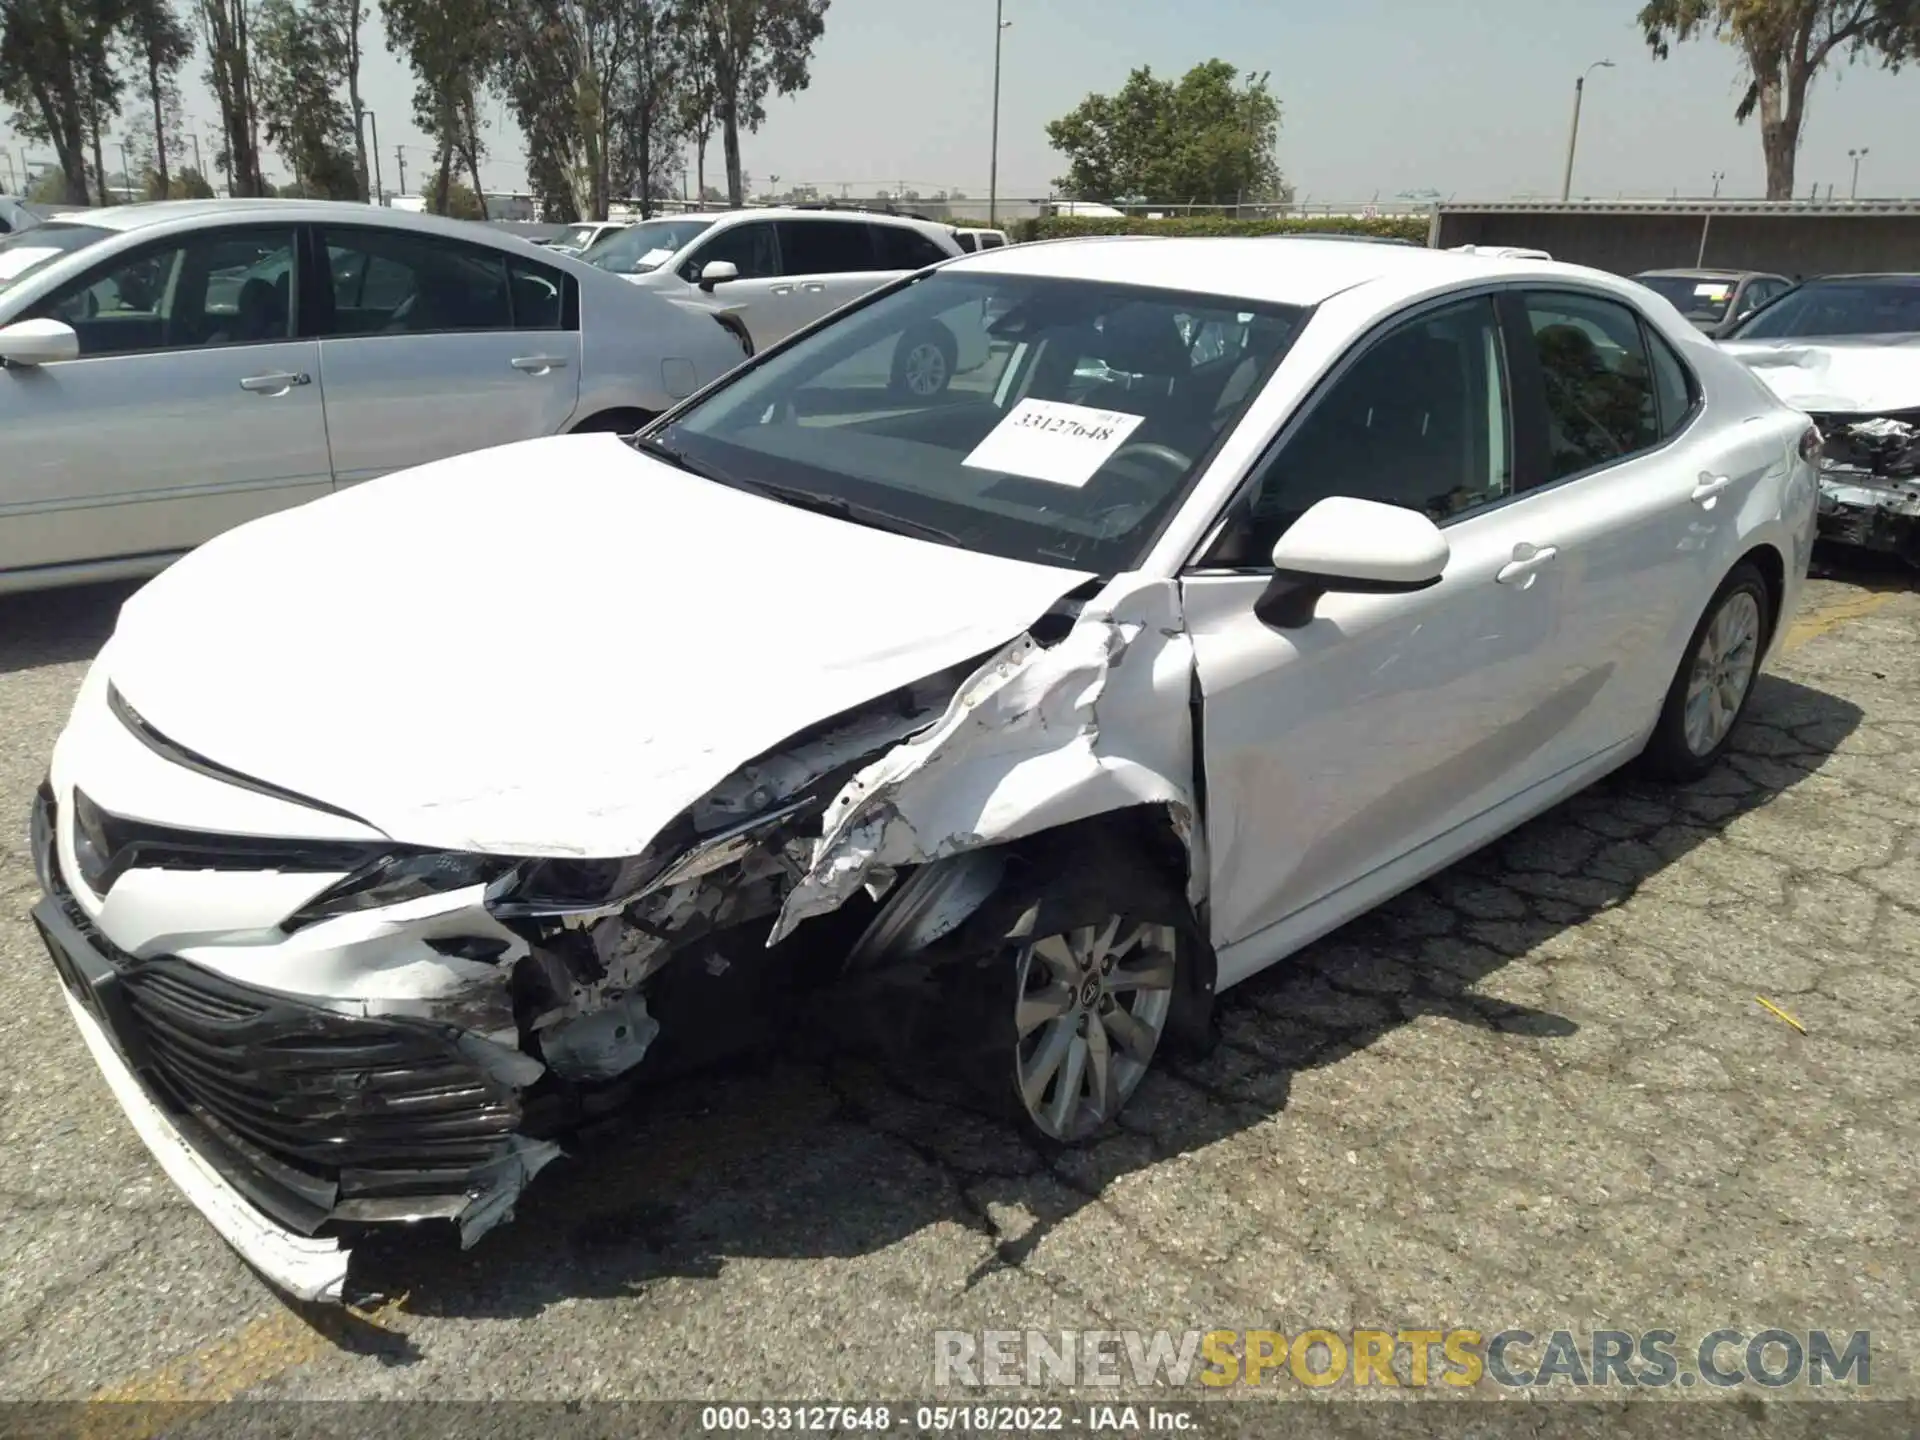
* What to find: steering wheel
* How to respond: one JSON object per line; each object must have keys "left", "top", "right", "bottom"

{"left": 1107, "top": 442, "right": 1194, "bottom": 476}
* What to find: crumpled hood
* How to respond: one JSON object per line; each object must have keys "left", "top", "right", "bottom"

{"left": 104, "top": 435, "right": 1092, "bottom": 857}
{"left": 1721, "top": 334, "right": 1920, "bottom": 413}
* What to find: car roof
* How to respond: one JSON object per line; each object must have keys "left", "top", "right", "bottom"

{"left": 946, "top": 235, "right": 1572, "bottom": 308}
{"left": 1799, "top": 272, "right": 1920, "bottom": 283}
{"left": 1634, "top": 267, "right": 1766, "bottom": 279}
{"left": 60, "top": 198, "right": 564, "bottom": 248}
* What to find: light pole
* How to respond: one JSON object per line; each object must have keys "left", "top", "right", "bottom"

{"left": 1560, "top": 59, "right": 1614, "bottom": 202}
{"left": 1849, "top": 147, "right": 1868, "bottom": 200}
{"left": 988, "top": 0, "right": 1011, "bottom": 226}
{"left": 358, "top": 105, "right": 384, "bottom": 204}
{"left": 117, "top": 139, "right": 132, "bottom": 200}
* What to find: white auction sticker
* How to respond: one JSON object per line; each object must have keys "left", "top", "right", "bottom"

{"left": 638, "top": 247, "right": 675, "bottom": 266}
{"left": 1694, "top": 282, "right": 1732, "bottom": 300}
{"left": 962, "top": 398, "right": 1146, "bottom": 487}
{"left": 0, "top": 247, "right": 60, "bottom": 281}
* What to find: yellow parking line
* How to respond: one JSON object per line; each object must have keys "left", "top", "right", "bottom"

{"left": 1781, "top": 590, "right": 1896, "bottom": 652}
{"left": 77, "top": 1296, "right": 405, "bottom": 1439}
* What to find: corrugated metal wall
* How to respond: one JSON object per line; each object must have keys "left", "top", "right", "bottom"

{"left": 1432, "top": 207, "right": 1920, "bottom": 278}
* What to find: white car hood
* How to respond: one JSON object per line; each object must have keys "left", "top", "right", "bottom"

{"left": 105, "top": 435, "right": 1093, "bottom": 857}
{"left": 1721, "top": 334, "right": 1920, "bottom": 413}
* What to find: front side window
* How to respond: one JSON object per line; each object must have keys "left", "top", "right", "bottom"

{"left": 28, "top": 227, "right": 295, "bottom": 356}
{"left": 778, "top": 219, "right": 874, "bottom": 275}
{"left": 1201, "top": 296, "right": 1512, "bottom": 567}
{"left": 681, "top": 221, "right": 779, "bottom": 282}
{"left": 653, "top": 272, "right": 1306, "bottom": 574}
{"left": 1521, "top": 292, "right": 1658, "bottom": 479}
{"left": 1729, "top": 278, "right": 1920, "bottom": 339}
{"left": 319, "top": 228, "right": 511, "bottom": 337}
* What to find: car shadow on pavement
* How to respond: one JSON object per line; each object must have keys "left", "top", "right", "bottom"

{"left": 352, "top": 670, "right": 1863, "bottom": 1324}
{"left": 0, "top": 581, "right": 136, "bottom": 676}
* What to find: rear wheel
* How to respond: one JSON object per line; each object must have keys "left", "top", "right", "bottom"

{"left": 1639, "top": 560, "right": 1771, "bottom": 781}
{"left": 889, "top": 326, "right": 956, "bottom": 399}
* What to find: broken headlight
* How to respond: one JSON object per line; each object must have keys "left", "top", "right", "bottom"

{"left": 488, "top": 798, "right": 814, "bottom": 920}
{"left": 288, "top": 850, "right": 511, "bottom": 926}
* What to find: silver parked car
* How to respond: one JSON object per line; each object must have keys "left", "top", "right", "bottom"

{"left": 0, "top": 199, "right": 749, "bottom": 595}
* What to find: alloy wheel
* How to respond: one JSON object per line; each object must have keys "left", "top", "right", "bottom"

{"left": 1682, "top": 589, "right": 1761, "bottom": 757}
{"left": 1012, "top": 915, "right": 1176, "bottom": 1142}
{"left": 903, "top": 341, "right": 950, "bottom": 397}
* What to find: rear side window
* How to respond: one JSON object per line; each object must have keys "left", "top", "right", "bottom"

{"left": 1519, "top": 292, "right": 1658, "bottom": 480}
{"left": 777, "top": 219, "right": 873, "bottom": 275}
{"left": 319, "top": 228, "right": 511, "bottom": 337}
{"left": 871, "top": 222, "right": 951, "bottom": 271}
{"left": 1647, "top": 328, "right": 1697, "bottom": 438}
{"left": 507, "top": 255, "right": 566, "bottom": 330}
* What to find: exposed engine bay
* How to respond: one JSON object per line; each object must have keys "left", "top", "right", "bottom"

{"left": 1807, "top": 410, "right": 1920, "bottom": 565}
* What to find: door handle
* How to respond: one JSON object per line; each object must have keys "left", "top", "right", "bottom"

{"left": 770, "top": 284, "right": 794, "bottom": 296}
{"left": 510, "top": 355, "right": 569, "bottom": 373}
{"left": 239, "top": 372, "right": 309, "bottom": 394}
{"left": 1495, "top": 543, "right": 1558, "bottom": 586}
{"left": 801, "top": 281, "right": 827, "bottom": 293}
{"left": 1691, "top": 472, "right": 1735, "bottom": 507}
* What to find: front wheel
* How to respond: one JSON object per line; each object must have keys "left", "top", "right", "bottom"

{"left": 1639, "top": 561, "right": 1771, "bottom": 781}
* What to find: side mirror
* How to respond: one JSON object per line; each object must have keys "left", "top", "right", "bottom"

{"left": 0, "top": 317, "right": 79, "bottom": 367}
{"left": 1256, "top": 496, "right": 1449, "bottom": 629}
{"left": 698, "top": 259, "right": 740, "bottom": 292}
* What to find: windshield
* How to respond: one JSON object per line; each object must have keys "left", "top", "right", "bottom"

{"left": 654, "top": 271, "right": 1308, "bottom": 573}
{"left": 558, "top": 224, "right": 609, "bottom": 249}
{"left": 1635, "top": 274, "right": 1736, "bottom": 323}
{"left": 1730, "top": 278, "right": 1920, "bottom": 339}
{"left": 0, "top": 222, "right": 109, "bottom": 297}
{"left": 584, "top": 218, "right": 715, "bottom": 274}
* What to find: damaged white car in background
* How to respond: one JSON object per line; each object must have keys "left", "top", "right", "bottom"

{"left": 1722, "top": 272, "right": 1920, "bottom": 566}
{"left": 32, "top": 237, "right": 1816, "bottom": 1302}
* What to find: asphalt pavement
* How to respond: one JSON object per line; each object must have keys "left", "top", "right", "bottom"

{"left": 0, "top": 564, "right": 1914, "bottom": 1418}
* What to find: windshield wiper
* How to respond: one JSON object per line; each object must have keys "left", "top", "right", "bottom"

{"left": 730, "top": 478, "right": 962, "bottom": 547}
{"left": 629, "top": 432, "right": 730, "bottom": 481}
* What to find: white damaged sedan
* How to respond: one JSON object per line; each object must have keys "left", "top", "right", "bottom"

{"left": 32, "top": 237, "right": 1819, "bottom": 1301}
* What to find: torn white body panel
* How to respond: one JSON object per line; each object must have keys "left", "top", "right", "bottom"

{"left": 1721, "top": 336, "right": 1920, "bottom": 413}
{"left": 101, "top": 435, "right": 1094, "bottom": 857}
{"left": 774, "top": 577, "right": 1201, "bottom": 941}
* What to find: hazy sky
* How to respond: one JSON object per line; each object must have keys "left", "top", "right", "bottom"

{"left": 8, "top": 0, "right": 1920, "bottom": 202}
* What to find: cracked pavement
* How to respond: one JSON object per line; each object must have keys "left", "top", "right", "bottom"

{"left": 0, "top": 568, "right": 1914, "bottom": 1409}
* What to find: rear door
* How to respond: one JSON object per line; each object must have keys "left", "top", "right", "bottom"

{"left": 0, "top": 223, "right": 330, "bottom": 575}
{"left": 312, "top": 224, "right": 580, "bottom": 485}
{"left": 774, "top": 217, "right": 888, "bottom": 330}
{"left": 1502, "top": 288, "right": 1773, "bottom": 767}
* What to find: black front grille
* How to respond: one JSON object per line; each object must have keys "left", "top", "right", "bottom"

{"left": 119, "top": 958, "right": 521, "bottom": 1193}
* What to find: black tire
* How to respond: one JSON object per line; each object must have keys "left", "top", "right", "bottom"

{"left": 1638, "top": 560, "right": 1772, "bottom": 782}
{"left": 888, "top": 326, "right": 957, "bottom": 399}
{"left": 926, "top": 838, "right": 1211, "bottom": 1145}
{"left": 570, "top": 408, "right": 654, "bottom": 436}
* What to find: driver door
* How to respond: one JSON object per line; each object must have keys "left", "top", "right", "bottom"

{"left": 1182, "top": 294, "right": 1585, "bottom": 979}
{"left": 0, "top": 224, "right": 330, "bottom": 576}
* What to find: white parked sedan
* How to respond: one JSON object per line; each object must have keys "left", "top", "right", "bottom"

{"left": 0, "top": 199, "right": 749, "bottom": 594}
{"left": 31, "top": 237, "right": 1817, "bottom": 1302}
